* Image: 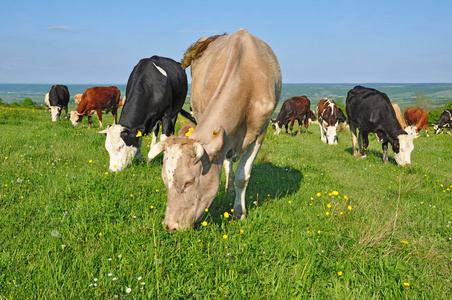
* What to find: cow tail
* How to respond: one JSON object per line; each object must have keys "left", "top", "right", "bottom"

{"left": 180, "top": 33, "right": 227, "bottom": 69}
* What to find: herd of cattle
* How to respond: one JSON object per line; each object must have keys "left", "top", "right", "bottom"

{"left": 42, "top": 29, "right": 451, "bottom": 231}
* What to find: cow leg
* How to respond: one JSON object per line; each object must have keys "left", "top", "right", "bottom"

{"left": 296, "top": 119, "right": 302, "bottom": 136}
{"left": 382, "top": 142, "right": 389, "bottom": 164}
{"left": 64, "top": 106, "right": 68, "bottom": 119}
{"left": 359, "top": 131, "right": 369, "bottom": 158}
{"left": 289, "top": 118, "right": 295, "bottom": 136}
{"left": 88, "top": 115, "right": 92, "bottom": 128}
{"left": 96, "top": 110, "right": 103, "bottom": 128}
{"left": 135, "top": 137, "right": 143, "bottom": 161}
{"left": 223, "top": 158, "right": 235, "bottom": 195}
{"left": 304, "top": 116, "right": 309, "bottom": 134}
{"left": 161, "top": 114, "right": 174, "bottom": 140}
{"left": 349, "top": 123, "right": 359, "bottom": 156}
{"left": 112, "top": 108, "right": 118, "bottom": 125}
{"left": 233, "top": 139, "right": 262, "bottom": 220}
{"left": 150, "top": 122, "right": 161, "bottom": 149}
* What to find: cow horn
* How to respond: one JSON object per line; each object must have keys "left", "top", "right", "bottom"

{"left": 147, "top": 140, "right": 167, "bottom": 163}
{"left": 193, "top": 142, "right": 205, "bottom": 165}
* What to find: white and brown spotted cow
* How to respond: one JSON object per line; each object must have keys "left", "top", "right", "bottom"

{"left": 147, "top": 29, "right": 282, "bottom": 231}
{"left": 317, "top": 98, "right": 346, "bottom": 145}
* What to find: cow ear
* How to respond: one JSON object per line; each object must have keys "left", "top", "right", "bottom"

{"left": 147, "top": 139, "right": 168, "bottom": 163}
{"left": 178, "top": 122, "right": 196, "bottom": 138}
{"left": 204, "top": 126, "right": 225, "bottom": 162}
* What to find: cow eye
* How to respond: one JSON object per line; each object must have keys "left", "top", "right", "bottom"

{"left": 184, "top": 179, "right": 195, "bottom": 188}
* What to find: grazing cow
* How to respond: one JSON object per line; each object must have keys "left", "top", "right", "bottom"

{"left": 391, "top": 103, "right": 406, "bottom": 130}
{"left": 74, "top": 94, "right": 83, "bottom": 106}
{"left": 48, "top": 84, "right": 69, "bottom": 121}
{"left": 433, "top": 109, "right": 452, "bottom": 134}
{"left": 97, "top": 56, "right": 195, "bottom": 172}
{"left": 346, "top": 86, "right": 417, "bottom": 166}
{"left": 317, "top": 98, "right": 346, "bottom": 145}
{"left": 147, "top": 29, "right": 282, "bottom": 231}
{"left": 271, "top": 96, "right": 311, "bottom": 136}
{"left": 44, "top": 93, "right": 50, "bottom": 110}
{"left": 404, "top": 107, "right": 429, "bottom": 137}
{"left": 70, "top": 86, "right": 120, "bottom": 128}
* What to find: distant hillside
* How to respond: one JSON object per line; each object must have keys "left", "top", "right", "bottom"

{"left": 1, "top": 83, "right": 451, "bottom": 110}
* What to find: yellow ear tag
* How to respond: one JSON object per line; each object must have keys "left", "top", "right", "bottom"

{"left": 212, "top": 130, "right": 218, "bottom": 137}
{"left": 136, "top": 130, "right": 142, "bottom": 137}
{"left": 185, "top": 127, "right": 194, "bottom": 137}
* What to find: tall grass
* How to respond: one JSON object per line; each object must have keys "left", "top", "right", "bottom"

{"left": 1, "top": 106, "right": 451, "bottom": 299}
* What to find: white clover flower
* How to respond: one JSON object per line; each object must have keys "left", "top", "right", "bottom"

{"left": 126, "top": 288, "right": 132, "bottom": 293}
{"left": 137, "top": 276, "right": 142, "bottom": 281}
{"left": 108, "top": 273, "right": 112, "bottom": 277}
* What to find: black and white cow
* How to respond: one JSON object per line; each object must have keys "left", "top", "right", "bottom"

{"left": 48, "top": 84, "right": 69, "bottom": 121}
{"left": 317, "top": 98, "right": 347, "bottom": 145}
{"left": 98, "top": 56, "right": 196, "bottom": 172}
{"left": 346, "top": 86, "right": 418, "bottom": 166}
{"left": 433, "top": 109, "right": 452, "bottom": 134}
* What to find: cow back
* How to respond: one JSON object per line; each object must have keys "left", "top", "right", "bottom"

{"left": 119, "top": 56, "right": 187, "bottom": 134}
{"left": 49, "top": 84, "right": 69, "bottom": 107}
{"left": 78, "top": 86, "right": 120, "bottom": 115}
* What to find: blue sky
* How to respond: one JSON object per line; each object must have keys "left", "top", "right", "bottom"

{"left": 1, "top": 0, "right": 451, "bottom": 84}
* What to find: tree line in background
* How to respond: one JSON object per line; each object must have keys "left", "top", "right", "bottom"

{"left": 0, "top": 98, "right": 46, "bottom": 110}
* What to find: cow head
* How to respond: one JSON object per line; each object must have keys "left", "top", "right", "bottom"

{"left": 322, "top": 120, "right": 339, "bottom": 145}
{"left": 271, "top": 119, "right": 282, "bottom": 135}
{"left": 69, "top": 111, "right": 83, "bottom": 126}
{"left": 97, "top": 124, "right": 142, "bottom": 172}
{"left": 50, "top": 106, "right": 62, "bottom": 122}
{"left": 147, "top": 123, "right": 224, "bottom": 231}
{"left": 393, "top": 132, "right": 417, "bottom": 166}
{"left": 433, "top": 124, "right": 441, "bottom": 134}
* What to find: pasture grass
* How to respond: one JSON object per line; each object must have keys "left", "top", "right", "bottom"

{"left": 1, "top": 106, "right": 451, "bottom": 299}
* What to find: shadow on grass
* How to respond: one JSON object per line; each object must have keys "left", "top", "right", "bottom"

{"left": 344, "top": 147, "right": 399, "bottom": 165}
{"left": 203, "top": 162, "right": 303, "bottom": 226}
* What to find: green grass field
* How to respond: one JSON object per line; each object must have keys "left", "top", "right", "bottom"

{"left": 1, "top": 106, "right": 451, "bottom": 299}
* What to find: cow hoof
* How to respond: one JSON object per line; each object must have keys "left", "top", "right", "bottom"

{"left": 360, "top": 155, "right": 367, "bottom": 159}
{"left": 383, "top": 160, "right": 389, "bottom": 164}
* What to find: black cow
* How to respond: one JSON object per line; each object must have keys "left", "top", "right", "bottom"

{"left": 346, "top": 86, "right": 417, "bottom": 166}
{"left": 433, "top": 109, "right": 452, "bottom": 134}
{"left": 98, "top": 56, "right": 196, "bottom": 172}
{"left": 48, "top": 84, "right": 69, "bottom": 122}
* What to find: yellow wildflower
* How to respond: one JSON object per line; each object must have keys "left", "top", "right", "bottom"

{"left": 337, "top": 271, "right": 343, "bottom": 276}
{"left": 403, "top": 282, "right": 410, "bottom": 287}
{"left": 223, "top": 234, "right": 228, "bottom": 239}
{"left": 332, "top": 191, "right": 339, "bottom": 196}
{"left": 202, "top": 221, "right": 207, "bottom": 227}
{"left": 348, "top": 205, "right": 352, "bottom": 211}
{"left": 316, "top": 193, "right": 321, "bottom": 197}
{"left": 224, "top": 212, "right": 230, "bottom": 218}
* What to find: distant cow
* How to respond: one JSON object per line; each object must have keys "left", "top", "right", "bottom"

{"left": 346, "top": 86, "right": 418, "bottom": 166}
{"left": 271, "top": 96, "right": 311, "bottom": 136}
{"left": 147, "top": 29, "right": 281, "bottom": 231}
{"left": 404, "top": 107, "right": 429, "bottom": 137}
{"left": 70, "top": 86, "right": 120, "bottom": 128}
{"left": 74, "top": 94, "right": 83, "bottom": 106}
{"left": 48, "top": 84, "right": 69, "bottom": 122}
{"left": 391, "top": 103, "right": 406, "bottom": 130}
{"left": 317, "top": 98, "right": 346, "bottom": 145}
{"left": 433, "top": 109, "right": 452, "bottom": 134}
{"left": 98, "top": 56, "right": 195, "bottom": 172}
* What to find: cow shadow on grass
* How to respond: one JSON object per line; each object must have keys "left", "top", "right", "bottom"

{"left": 344, "top": 147, "right": 398, "bottom": 165}
{"left": 203, "top": 162, "right": 302, "bottom": 226}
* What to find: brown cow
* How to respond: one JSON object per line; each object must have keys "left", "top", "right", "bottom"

{"left": 404, "top": 107, "right": 429, "bottom": 137}
{"left": 69, "top": 86, "right": 120, "bottom": 128}
{"left": 317, "top": 98, "right": 346, "bottom": 145}
{"left": 391, "top": 103, "right": 406, "bottom": 130}
{"left": 271, "top": 96, "right": 311, "bottom": 136}
{"left": 147, "top": 29, "right": 281, "bottom": 231}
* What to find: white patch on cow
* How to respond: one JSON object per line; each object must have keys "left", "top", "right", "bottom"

{"left": 326, "top": 126, "right": 337, "bottom": 145}
{"left": 50, "top": 106, "right": 62, "bottom": 122}
{"left": 101, "top": 125, "right": 140, "bottom": 172}
{"left": 160, "top": 134, "right": 168, "bottom": 141}
{"left": 273, "top": 122, "right": 281, "bottom": 135}
{"left": 393, "top": 134, "right": 415, "bottom": 166}
{"left": 328, "top": 102, "right": 335, "bottom": 115}
{"left": 69, "top": 111, "right": 80, "bottom": 126}
{"left": 153, "top": 63, "right": 167, "bottom": 77}
{"left": 164, "top": 146, "right": 182, "bottom": 189}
